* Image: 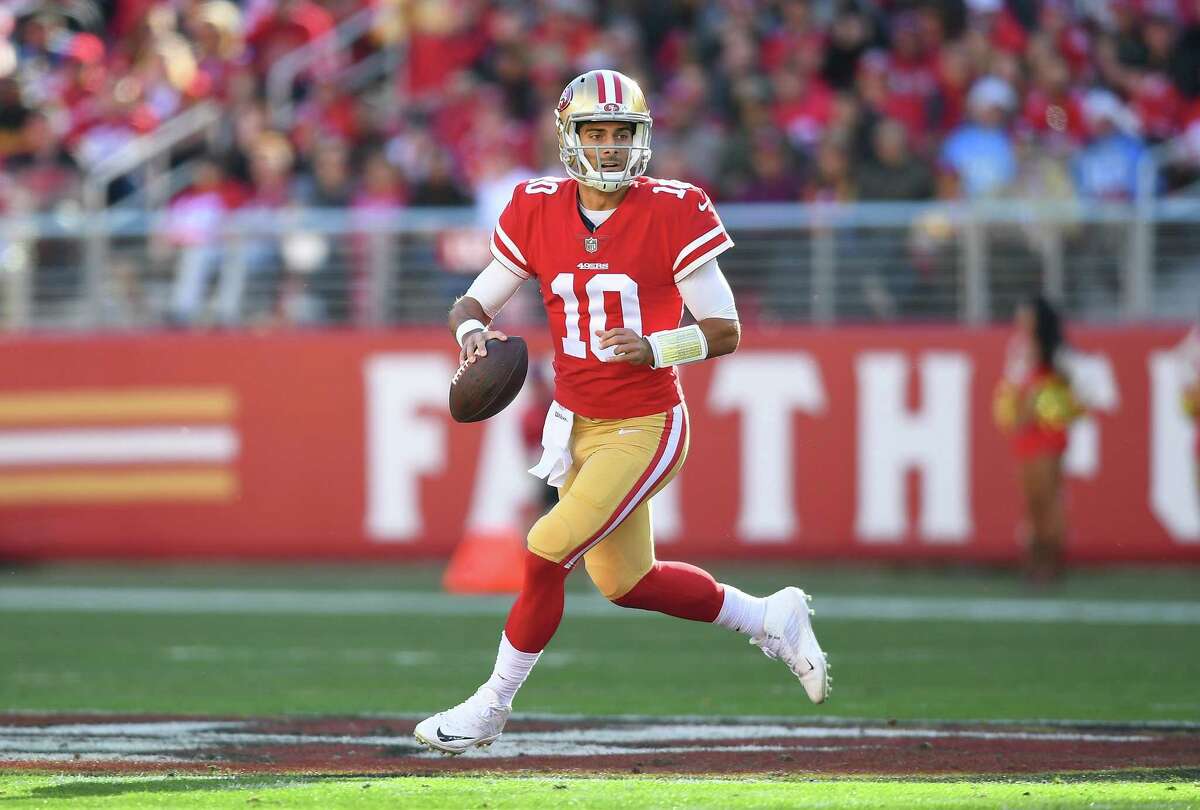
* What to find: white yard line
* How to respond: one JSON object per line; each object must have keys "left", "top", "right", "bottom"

{"left": 1, "top": 586, "right": 1199, "bottom": 625}
{"left": 0, "top": 719, "right": 1161, "bottom": 762}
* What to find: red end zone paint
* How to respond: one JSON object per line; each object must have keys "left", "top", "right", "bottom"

{"left": 1, "top": 715, "right": 1196, "bottom": 776}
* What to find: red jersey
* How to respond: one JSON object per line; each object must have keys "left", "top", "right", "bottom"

{"left": 490, "top": 176, "right": 733, "bottom": 419}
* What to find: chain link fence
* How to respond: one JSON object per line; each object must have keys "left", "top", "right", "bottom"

{"left": 1, "top": 199, "right": 1197, "bottom": 331}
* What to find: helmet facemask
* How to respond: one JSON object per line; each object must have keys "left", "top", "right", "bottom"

{"left": 557, "top": 116, "right": 652, "bottom": 193}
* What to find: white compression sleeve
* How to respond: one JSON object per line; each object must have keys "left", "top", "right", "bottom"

{"left": 676, "top": 258, "right": 739, "bottom": 321}
{"left": 463, "top": 259, "right": 526, "bottom": 318}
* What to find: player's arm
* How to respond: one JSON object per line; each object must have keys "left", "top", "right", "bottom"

{"left": 599, "top": 258, "right": 740, "bottom": 366}
{"left": 448, "top": 259, "right": 525, "bottom": 365}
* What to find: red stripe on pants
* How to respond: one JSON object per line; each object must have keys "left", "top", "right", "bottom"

{"left": 563, "top": 407, "right": 675, "bottom": 568}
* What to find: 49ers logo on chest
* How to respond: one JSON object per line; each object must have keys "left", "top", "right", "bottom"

{"left": 583, "top": 236, "right": 599, "bottom": 253}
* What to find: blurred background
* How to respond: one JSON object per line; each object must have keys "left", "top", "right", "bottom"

{"left": 2, "top": 0, "right": 1200, "bottom": 326}
{"left": 0, "top": 0, "right": 1198, "bottom": 737}
{"left": 0, "top": 0, "right": 1198, "bottom": 571}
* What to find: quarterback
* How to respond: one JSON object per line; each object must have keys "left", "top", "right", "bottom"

{"left": 415, "top": 70, "right": 829, "bottom": 754}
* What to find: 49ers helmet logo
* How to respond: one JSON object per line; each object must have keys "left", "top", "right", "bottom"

{"left": 601, "top": 102, "right": 621, "bottom": 112}
{"left": 557, "top": 85, "right": 573, "bottom": 112}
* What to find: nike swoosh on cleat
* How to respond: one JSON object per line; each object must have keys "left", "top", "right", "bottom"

{"left": 436, "top": 727, "right": 475, "bottom": 743}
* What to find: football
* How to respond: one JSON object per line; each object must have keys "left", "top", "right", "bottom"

{"left": 449, "top": 336, "right": 529, "bottom": 423}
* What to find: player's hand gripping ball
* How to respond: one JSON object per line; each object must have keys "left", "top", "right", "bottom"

{"left": 449, "top": 331, "right": 529, "bottom": 423}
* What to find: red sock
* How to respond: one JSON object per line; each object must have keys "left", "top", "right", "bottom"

{"left": 503, "top": 550, "right": 569, "bottom": 653}
{"left": 612, "top": 561, "right": 724, "bottom": 623}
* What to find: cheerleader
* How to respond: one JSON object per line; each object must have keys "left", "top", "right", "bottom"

{"left": 994, "top": 297, "right": 1083, "bottom": 583}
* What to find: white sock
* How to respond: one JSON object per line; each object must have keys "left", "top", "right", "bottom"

{"left": 713, "top": 585, "right": 767, "bottom": 638}
{"left": 482, "top": 632, "right": 542, "bottom": 707}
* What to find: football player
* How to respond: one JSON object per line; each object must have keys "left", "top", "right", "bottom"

{"left": 415, "top": 71, "right": 829, "bottom": 755}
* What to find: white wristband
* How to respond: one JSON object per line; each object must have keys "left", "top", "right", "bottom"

{"left": 456, "top": 319, "right": 486, "bottom": 348}
{"left": 646, "top": 324, "right": 708, "bottom": 368}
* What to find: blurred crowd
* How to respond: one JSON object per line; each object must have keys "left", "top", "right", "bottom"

{"left": 2, "top": 0, "right": 1200, "bottom": 326}
{"left": 4, "top": 0, "right": 1200, "bottom": 213}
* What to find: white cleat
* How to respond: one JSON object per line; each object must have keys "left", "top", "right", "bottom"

{"left": 751, "top": 587, "right": 831, "bottom": 704}
{"left": 413, "top": 686, "right": 511, "bottom": 755}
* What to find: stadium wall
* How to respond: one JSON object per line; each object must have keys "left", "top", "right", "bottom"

{"left": 0, "top": 327, "right": 1196, "bottom": 563}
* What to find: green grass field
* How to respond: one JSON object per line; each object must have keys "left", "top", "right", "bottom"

{"left": 2, "top": 774, "right": 1199, "bottom": 809}
{"left": 3, "top": 562, "right": 1198, "bottom": 808}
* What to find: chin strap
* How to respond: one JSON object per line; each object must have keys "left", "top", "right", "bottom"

{"left": 646, "top": 324, "right": 708, "bottom": 368}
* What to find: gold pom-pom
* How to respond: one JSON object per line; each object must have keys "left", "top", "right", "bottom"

{"left": 1033, "top": 379, "right": 1082, "bottom": 429}
{"left": 993, "top": 382, "right": 1018, "bottom": 431}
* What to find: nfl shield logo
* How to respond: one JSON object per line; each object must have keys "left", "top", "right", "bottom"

{"left": 583, "top": 237, "right": 599, "bottom": 253}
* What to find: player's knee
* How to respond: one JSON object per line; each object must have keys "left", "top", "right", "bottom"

{"left": 584, "top": 558, "right": 647, "bottom": 602}
{"left": 526, "top": 510, "right": 575, "bottom": 563}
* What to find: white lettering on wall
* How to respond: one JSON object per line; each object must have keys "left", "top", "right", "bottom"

{"left": 709, "top": 353, "right": 827, "bottom": 543}
{"left": 855, "top": 352, "right": 971, "bottom": 544}
{"left": 1149, "top": 350, "right": 1200, "bottom": 542}
{"left": 364, "top": 354, "right": 453, "bottom": 541}
{"left": 651, "top": 478, "right": 681, "bottom": 543}
{"left": 1061, "top": 351, "right": 1119, "bottom": 478}
{"left": 466, "top": 387, "right": 532, "bottom": 533}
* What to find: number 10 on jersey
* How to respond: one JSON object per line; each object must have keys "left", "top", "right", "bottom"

{"left": 550, "top": 273, "right": 642, "bottom": 362}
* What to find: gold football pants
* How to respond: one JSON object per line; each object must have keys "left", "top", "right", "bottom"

{"left": 526, "top": 402, "right": 689, "bottom": 600}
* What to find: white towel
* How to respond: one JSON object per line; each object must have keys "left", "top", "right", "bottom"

{"left": 528, "top": 401, "right": 574, "bottom": 487}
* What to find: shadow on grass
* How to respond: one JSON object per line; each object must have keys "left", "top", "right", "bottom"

{"left": 5, "top": 775, "right": 324, "bottom": 802}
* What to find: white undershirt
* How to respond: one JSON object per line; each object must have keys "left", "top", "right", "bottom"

{"left": 579, "top": 205, "right": 616, "bottom": 228}
{"left": 465, "top": 257, "right": 738, "bottom": 322}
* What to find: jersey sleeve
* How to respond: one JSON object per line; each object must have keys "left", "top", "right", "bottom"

{"left": 490, "top": 185, "right": 533, "bottom": 279}
{"left": 670, "top": 186, "right": 734, "bottom": 283}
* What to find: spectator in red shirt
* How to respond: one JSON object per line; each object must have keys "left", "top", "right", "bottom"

{"left": 1038, "top": 0, "right": 1092, "bottom": 80}
{"left": 53, "top": 33, "right": 108, "bottom": 132}
{"left": 244, "top": 0, "right": 333, "bottom": 78}
{"left": 771, "top": 65, "right": 836, "bottom": 154}
{"left": 966, "top": 0, "right": 1028, "bottom": 54}
{"left": 1020, "top": 57, "right": 1088, "bottom": 149}
{"left": 763, "top": 0, "right": 826, "bottom": 73}
{"left": 1129, "top": 68, "right": 1185, "bottom": 141}
{"left": 881, "top": 12, "right": 941, "bottom": 145}
{"left": 404, "top": 0, "right": 490, "bottom": 99}
{"left": 292, "top": 82, "right": 361, "bottom": 155}
{"left": 1117, "top": 9, "right": 1187, "bottom": 140}
{"left": 934, "top": 43, "right": 972, "bottom": 133}
{"left": 67, "top": 77, "right": 159, "bottom": 172}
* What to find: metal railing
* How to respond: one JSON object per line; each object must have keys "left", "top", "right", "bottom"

{"left": 266, "top": 5, "right": 392, "bottom": 130}
{"left": 2, "top": 198, "right": 1199, "bottom": 332}
{"left": 76, "top": 102, "right": 224, "bottom": 326}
